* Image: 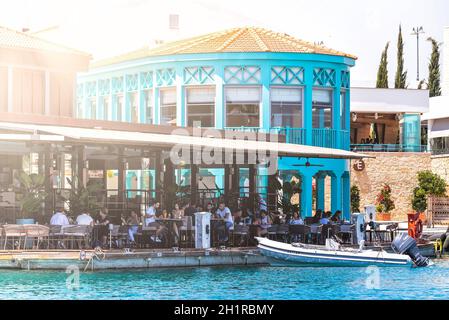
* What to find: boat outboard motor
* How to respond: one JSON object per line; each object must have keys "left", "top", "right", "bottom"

{"left": 391, "top": 233, "right": 430, "bottom": 267}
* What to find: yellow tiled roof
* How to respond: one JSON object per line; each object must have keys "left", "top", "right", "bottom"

{"left": 0, "top": 25, "right": 90, "bottom": 56}
{"left": 92, "top": 27, "right": 357, "bottom": 68}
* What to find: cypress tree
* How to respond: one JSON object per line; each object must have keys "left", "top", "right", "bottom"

{"left": 427, "top": 37, "right": 442, "bottom": 97}
{"left": 395, "top": 25, "right": 407, "bottom": 88}
{"left": 376, "top": 42, "right": 390, "bottom": 88}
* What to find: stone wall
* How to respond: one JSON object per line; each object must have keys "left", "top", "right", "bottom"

{"left": 351, "top": 152, "right": 432, "bottom": 221}
{"left": 430, "top": 155, "right": 449, "bottom": 187}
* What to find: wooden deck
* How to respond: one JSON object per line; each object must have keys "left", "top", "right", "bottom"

{"left": 0, "top": 247, "right": 267, "bottom": 271}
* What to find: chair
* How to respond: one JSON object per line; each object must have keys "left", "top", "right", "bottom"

{"left": 141, "top": 224, "right": 159, "bottom": 248}
{"left": 289, "top": 225, "right": 310, "bottom": 243}
{"left": 232, "top": 224, "right": 249, "bottom": 247}
{"left": 276, "top": 224, "right": 290, "bottom": 242}
{"left": 49, "top": 225, "right": 63, "bottom": 249}
{"left": 24, "top": 225, "right": 50, "bottom": 250}
{"left": 338, "top": 224, "right": 355, "bottom": 244}
{"left": 3, "top": 225, "right": 26, "bottom": 250}
{"left": 61, "top": 225, "right": 91, "bottom": 249}
{"left": 304, "top": 217, "right": 315, "bottom": 226}
{"left": 309, "top": 224, "right": 323, "bottom": 244}
{"left": 267, "top": 225, "right": 278, "bottom": 240}
{"left": 179, "top": 216, "right": 195, "bottom": 248}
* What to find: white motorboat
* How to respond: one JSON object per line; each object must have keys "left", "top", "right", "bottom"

{"left": 256, "top": 237, "right": 414, "bottom": 267}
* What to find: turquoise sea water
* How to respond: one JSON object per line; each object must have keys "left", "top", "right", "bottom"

{"left": 1, "top": 260, "right": 449, "bottom": 300}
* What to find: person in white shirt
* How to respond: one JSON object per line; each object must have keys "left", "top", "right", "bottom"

{"left": 144, "top": 202, "right": 166, "bottom": 242}
{"left": 215, "top": 202, "right": 234, "bottom": 242}
{"left": 50, "top": 208, "right": 70, "bottom": 226}
{"left": 76, "top": 212, "right": 94, "bottom": 226}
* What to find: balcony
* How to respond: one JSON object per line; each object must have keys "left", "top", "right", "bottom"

{"left": 350, "top": 144, "right": 429, "bottom": 153}
{"left": 225, "top": 127, "right": 350, "bottom": 150}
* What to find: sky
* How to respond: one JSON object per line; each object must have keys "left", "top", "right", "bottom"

{"left": 1, "top": 0, "right": 448, "bottom": 88}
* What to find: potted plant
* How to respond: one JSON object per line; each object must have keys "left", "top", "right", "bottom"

{"left": 14, "top": 171, "right": 48, "bottom": 224}
{"left": 411, "top": 171, "right": 447, "bottom": 224}
{"left": 351, "top": 185, "right": 361, "bottom": 213}
{"left": 375, "top": 184, "right": 395, "bottom": 221}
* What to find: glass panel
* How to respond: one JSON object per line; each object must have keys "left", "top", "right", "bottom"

{"left": 226, "top": 87, "right": 260, "bottom": 127}
{"left": 129, "top": 92, "right": 139, "bottom": 123}
{"left": 312, "top": 89, "right": 333, "bottom": 128}
{"left": 116, "top": 95, "right": 123, "bottom": 121}
{"left": 160, "top": 88, "right": 177, "bottom": 125}
{"left": 187, "top": 86, "right": 215, "bottom": 127}
{"left": 270, "top": 87, "right": 302, "bottom": 128}
{"left": 340, "top": 91, "right": 346, "bottom": 130}
{"left": 145, "top": 90, "right": 153, "bottom": 124}
{"left": 90, "top": 98, "right": 97, "bottom": 120}
{"left": 102, "top": 97, "right": 110, "bottom": 121}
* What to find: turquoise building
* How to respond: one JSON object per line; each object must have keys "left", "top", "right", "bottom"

{"left": 76, "top": 27, "right": 357, "bottom": 219}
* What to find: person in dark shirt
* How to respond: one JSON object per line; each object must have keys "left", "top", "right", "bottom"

{"left": 184, "top": 201, "right": 198, "bottom": 217}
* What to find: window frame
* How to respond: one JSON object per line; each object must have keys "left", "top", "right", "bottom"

{"left": 159, "top": 87, "right": 177, "bottom": 126}
{"left": 312, "top": 87, "right": 334, "bottom": 129}
{"left": 185, "top": 85, "right": 216, "bottom": 128}
{"left": 269, "top": 85, "right": 304, "bottom": 129}
{"left": 224, "top": 85, "right": 262, "bottom": 128}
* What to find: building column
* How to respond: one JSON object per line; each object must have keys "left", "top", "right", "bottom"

{"left": 117, "top": 147, "right": 126, "bottom": 204}
{"left": 342, "top": 172, "right": 351, "bottom": 220}
{"left": 333, "top": 68, "right": 342, "bottom": 149}
{"left": 248, "top": 164, "right": 257, "bottom": 213}
{"left": 331, "top": 171, "right": 343, "bottom": 214}
{"left": 301, "top": 172, "right": 314, "bottom": 217}
{"left": 190, "top": 163, "right": 198, "bottom": 206}
{"left": 176, "top": 65, "right": 185, "bottom": 127}
{"left": 315, "top": 172, "right": 326, "bottom": 211}
{"left": 303, "top": 66, "right": 313, "bottom": 145}
{"left": 261, "top": 62, "right": 271, "bottom": 130}
{"left": 215, "top": 64, "right": 225, "bottom": 129}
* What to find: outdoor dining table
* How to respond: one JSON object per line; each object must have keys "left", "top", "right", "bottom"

{"left": 155, "top": 218, "right": 183, "bottom": 247}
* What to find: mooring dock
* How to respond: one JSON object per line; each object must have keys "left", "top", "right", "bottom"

{"left": 0, "top": 247, "right": 267, "bottom": 271}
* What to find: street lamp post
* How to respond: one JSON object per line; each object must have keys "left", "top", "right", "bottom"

{"left": 411, "top": 26, "right": 425, "bottom": 81}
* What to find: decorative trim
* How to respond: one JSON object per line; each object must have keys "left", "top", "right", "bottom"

{"left": 341, "top": 70, "right": 350, "bottom": 88}
{"left": 224, "top": 66, "right": 261, "bottom": 84}
{"left": 140, "top": 71, "right": 153, "bottom": 89}
{"left": 156, "top": 68, "right": 176, "bottom": 87}
{"left": 112, "top": 76, "right": 124, "bottom": 93}
{"left": 313, "top": 68, "right": 336, "bottom": 87}
{"left": 184, "top": 66, "right": 215, "bottom": 84}
{"left": 98, "top": 79, "right": 111, "bottom": 96}
{"left": 85, "top": 81, "right": 97, "bottom": 97}
{"left": 126, "top": 74, "right": 138, "bottom": 92}
{"left": 271, "top": 66, "right": 304, "bottom": 85}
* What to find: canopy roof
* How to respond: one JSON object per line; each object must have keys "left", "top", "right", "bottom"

{"left": 0, "top": 121, "right": 370, "bottom": 160}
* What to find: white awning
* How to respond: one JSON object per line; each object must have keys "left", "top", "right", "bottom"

{"left": 0, "top": 121, "right": 372, "bottom": 160}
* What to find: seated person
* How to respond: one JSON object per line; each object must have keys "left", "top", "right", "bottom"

{"left": 76, "top": 212, "right": 94, "bottom": 226}
{"left": 254, "top": 210, "right": 272, "bottom": 237}
{"left": 144, "top": 202, "right": 167, "bottom": 243}
{"left": 95, "top": 208, "right": 111, "bottom": 248}
{"left": 233, "top": 208, "right": 244, "bottom": 225}
{"left": 50, "top": 207, "right": 70, "bottom": 226}
{"left": 331, "top": 210, "right": 342, "bottom": 223}
{"left": 126, "top": 211, "right": 140, "bottom": 244}
{"left": 215, "top": 202, "right": 234, "bottom": 242}
{"left": 320, "top": 211, "right": 332, "bottom": 225}
{"left": 312, "top": 209, "right": 323, "bottom": 224}
{"left": 289, "top": 212, "right": 304, "bottom": 225}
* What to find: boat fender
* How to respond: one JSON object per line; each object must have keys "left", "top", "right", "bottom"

{"left": 79, "top": 250, "right": 86, "bottom": 261}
